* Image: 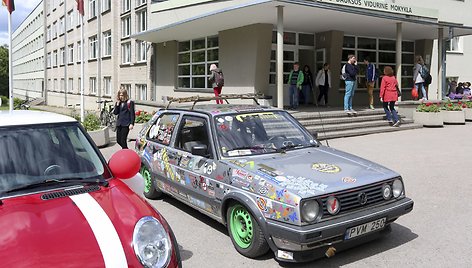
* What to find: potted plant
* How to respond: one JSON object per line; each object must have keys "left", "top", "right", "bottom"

{"left": 128, "top": 110, "right": 154, "bottom": 141}
{"left": 441, "top": 101, "right": 465, "bottom": 125}
{"left": 413, "top": 102, "right": 443, "bottom": 127}
{"left": 464, "top": 101, "right": 472, "bottom": 121}
{"left": 73, "top": 112, "right": 110, "bottom": 147}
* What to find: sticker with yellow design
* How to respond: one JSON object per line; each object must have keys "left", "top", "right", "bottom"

{"left": 311, "top": 163, "right": 341, "bottom": 173}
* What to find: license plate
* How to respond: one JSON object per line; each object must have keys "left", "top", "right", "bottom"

{"left": 345, "top": 218, "right": 386, "bottom": 240}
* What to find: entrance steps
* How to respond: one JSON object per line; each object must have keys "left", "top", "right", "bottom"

{"left": 289, "top": 108, "right": 422, "bottom": 140}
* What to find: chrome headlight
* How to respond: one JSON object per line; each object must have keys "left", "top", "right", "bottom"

{"left": 382, "top": 184, "right": 392, "bottom": 200}
{"left": 301, "top": 200, "right": 320, "bottom": 223}
{"left": 133, "top": 216, "right": 172, "bottom": 268}
{"left": 392, "top": 179, "right": 404, "bottom": 198}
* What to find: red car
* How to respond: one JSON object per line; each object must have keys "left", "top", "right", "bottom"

{"left": 0, "top": 110, "right": 181, "bottom": 268}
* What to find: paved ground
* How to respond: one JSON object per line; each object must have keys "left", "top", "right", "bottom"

{"left": 101, "top": 124, "right": 472, "bottom": 267}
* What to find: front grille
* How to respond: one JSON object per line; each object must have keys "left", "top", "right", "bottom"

{"left": 320, "top": 180, "right": 395, "bottom": 219}
{"left": 41, "top": 185, "right": 101, "bottom": 200}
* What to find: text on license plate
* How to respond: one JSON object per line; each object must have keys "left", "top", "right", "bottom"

{"left": 345, "top": 218, "right": 386, "bottom": 240}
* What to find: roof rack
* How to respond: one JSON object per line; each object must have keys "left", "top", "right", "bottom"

{"left": 165, "top": 93, "right": 265, "bottom": 109}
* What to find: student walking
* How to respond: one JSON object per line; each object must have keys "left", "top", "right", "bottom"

{"left": 364, "top": 57, "right": 377, "bottom": 109}
{"left": 287, "top": 62, "right": 304, "bottom": 110}
{"left": 343, "top": 55, "right": 359, "bottom": 115}
{"left": 413, "top": 55, "right": 428, "bottom": 100}
{"left": 114, "top": 87, "right": 135, "bottom": 149}
{"left": 301, "top": 65, "right": 313, "bottom": 105}
{"left": 315, "top": 63, "right": 331, "bottom": 107}
{"left": 209, "top": 64, "right": 224, "bottom": 104}
{"left": 380, "top": 66, "right": 400, "bottom": 127}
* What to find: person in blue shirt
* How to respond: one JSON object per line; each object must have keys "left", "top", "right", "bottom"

{"left": 364, "top": 57, "right": 377, "bottom": 110}
{"left": 344, "top": 55, "right": 359, "bottom": 115}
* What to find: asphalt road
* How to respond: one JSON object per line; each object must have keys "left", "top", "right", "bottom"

{"left": 101, "top": 124, "right": 472, "bottom": 267}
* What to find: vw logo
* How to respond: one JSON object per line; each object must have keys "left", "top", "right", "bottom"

{"left": 358, "top": 192, "right": 368, "bottom": 205}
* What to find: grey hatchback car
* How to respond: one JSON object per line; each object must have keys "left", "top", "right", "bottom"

{"left": 135, "top": 95, "right": 413, "bottom": 263}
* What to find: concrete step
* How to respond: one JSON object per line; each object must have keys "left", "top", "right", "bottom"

{"left": 290, "top": 109, "right": 386, "bottom": 120}
{"left": 298, "top": 114, "right": 388, "bottom": 126}
{"left": 305, "top": 118, "right": 415, "bottom": 132}
{"left": 315, "top": 123, "right": 423, "bottom": 140}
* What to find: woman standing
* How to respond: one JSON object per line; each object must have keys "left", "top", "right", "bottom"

{"left": 315, "top": 63, "right": 331, "bottom": 107}
{"left": 301, "top": 65, "right": 313, "bottom": 105}
{"left": 209, "top": 64, "right": 224, "bottom": 104}
{"left": 413, "top": 55, "right": 427, "bottom": 100}
{"left": 114, "top": 87, "right": 135, "bottom": 149}
{"left": 380, "top": 66, "right": 400, "bottom": 127}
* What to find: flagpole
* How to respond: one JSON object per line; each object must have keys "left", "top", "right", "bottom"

{"left": 8, "top": 10, "right": 13, "bottom": 111}
{"left": 80, "top": 13, "right": 84, "bottom": 123}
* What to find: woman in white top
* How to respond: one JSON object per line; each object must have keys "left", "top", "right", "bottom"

{"left": 413, "top": 55, "right": 427, "bottom": 100}
{"left": 315, "top": 63, "right": 332, "bottom": 107}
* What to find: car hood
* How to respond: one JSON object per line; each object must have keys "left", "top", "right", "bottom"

{"left": 225, "top": 146, "right": 399, "bottom": 198}
{"left": 0, "top": 180, "right": 156, "bottom": 267}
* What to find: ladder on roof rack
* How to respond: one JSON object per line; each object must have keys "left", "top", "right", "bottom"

{"left": 165, "top": 93, "right": 265, "bottom": 109}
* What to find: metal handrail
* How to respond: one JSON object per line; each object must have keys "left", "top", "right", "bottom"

{"left": 165, "top": 93, "right": 265, "bottom": 109}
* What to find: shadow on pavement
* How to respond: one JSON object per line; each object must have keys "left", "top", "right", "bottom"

{"left": 279, "top": 223, "right": 418, "bottom": 267}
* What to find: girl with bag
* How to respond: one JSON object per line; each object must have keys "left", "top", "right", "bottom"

{"left": 114, "top": 87, "right": 135, "bottom": 149}
{"left": 380, "top": 66, "right": 400, "bottom": 127}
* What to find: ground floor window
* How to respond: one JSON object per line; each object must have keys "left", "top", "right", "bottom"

{"left": 89, "top": 77, "right": 97, "bottom": 95}
{"left": 68, "top": 78, "right": 73, "bottom": 93}
{"left": 137, "top": 84, "right": 147, "bottom": 100}
{"left": 177, "top": 35, "right": 218, "bottom": 90}
{"left": 121, "top": 84, "right": 132, "bottom": 99}
{"left": 103, "top": 76, "right": 111, "bottom": 96}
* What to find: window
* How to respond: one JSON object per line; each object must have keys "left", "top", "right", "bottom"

{"left": 67, "top": 11, "right": 74, "bottom": 31}
{"left": 103, "top": 77, "right": 112, "bottom": 96}
{"left": 89, "top": 35, "right": 98, "bottom": 60}
{"left": 175, "top": 116, "right": 212, "bottom": 158}
{"left": 52, "top": 21, "right": 57, "bottom": 39}
{"left": 47, "top": 52, "right": 51, "bottom": 67}
{"left": 68, "top": 78, "right": 73, "bottom": 93}
{"left": 103, "top": 31, "right": 112, "bottom": 57}
{"left": 60, "top": 47, "right": 65, "bottom": 65}
{"left": 59, "top": 16, "right": 65, "bottom": 35}
{"left": 121, "top": 42, "right": 131, "bottom": 64}
{"left": 77, "top": 41, "right": 82, "bottom": 62}
{"left": 446, "top": 37, "right": 462, "bottom": 53}
{"left": 122, "top": 16, "right": 131, "bottom": 38}
{"left": 137, "top": 40, "right": 146, "bottom": 62}
{"left": 137, "top": 0, "right": 147, "bottom": 6}
{"left": 76, "top": 10, "right": 81, "bottom": 27}
{"left": 60, "top": 78, "right": 65, "bottom": 92}
{"left": 121, "top": 84, "right": 131, "bottom": 99}
{"left": 53, "top": 50, "right": 58, "bottom": 67}
{"left": 54, "top": 78, "right": 58, "bottom": 91}
{"left": 178, "top": 36, "right": 219, "bottom": 89}
{"left": 89, "top": 0, "right": 97, "bottom": 19}
{"left": 147, "top": 113, "right": 180, "bottom": 145}
{"left": 122, "top": 0, "right": 131, "bottom": 13}
{"left": 78, "top": 78, "right": 82, "bottom": 92}
{"left": 47, "top": 26, "right": 51, "bottom": 41}
{"left": 89, "top": 77, "right": 97, "bottom": 94}
{"left": 136, "top": 84, "right": 147, "bottom": 100}
{"left": 137, "top": 10, "right": 147, "bottom": 32}
{"left": 102, "top": 0, "right": 111, "bottom": 12}
{"left": 68, "top": 44, "right": 74, "bottom": 63}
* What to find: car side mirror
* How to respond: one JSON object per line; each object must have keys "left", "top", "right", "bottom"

{"left": 108, "top": 149, "right": 141, "bottom": 179}
{"left": 313, "top": 131, "right": 318, "bottom": 140}
{"left": 191, "top": 144, "right": 208, "bottom": 157}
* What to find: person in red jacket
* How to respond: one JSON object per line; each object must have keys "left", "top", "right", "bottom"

{"left": 380, "top": 66, "right": 400, "bottom": 127}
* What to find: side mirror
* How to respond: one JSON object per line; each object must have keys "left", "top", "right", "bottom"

{"left": 191, "top": 144, "right": 208, "bottom": 157}
{"left": 108, "top": 149, "right": 141, "bottom": 179}
{"left": 312, "top": 131, "right": 318, "bottom": 140}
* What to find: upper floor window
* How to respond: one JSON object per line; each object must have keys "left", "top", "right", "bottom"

{"left": 102, "top": 0, "right": 111, "bottom": 12}
{"left": 137, "top": 0, "right": 147, "bottom": 6}
{"left": 122, "top": 42, "right": 131, "bottom": 64}
{"left": 89, "top": 35, "right": 98, "bottom": 60}
{"left": 137, "top": 40, "right": 147, "bottom": 62}
{"left": 446, "top": 37, "right": 463, "bottom": 53}
{"left": 122, "top": 0, "right": 131, "bottom": 13}
{"left": 89, "top": 0, "right": 97, "bottom": 19}
{"left": 103, "top": 31, "right": 112, "bottom": 57}
{"left": 122, "top": 16, "right": 131, "bottom": 38}
{"left": 137, "top": 10, "right": 147, "bottom": 33}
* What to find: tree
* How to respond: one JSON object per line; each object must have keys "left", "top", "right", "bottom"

{"left": 0, "top": 45, "right": 8, "bottom": 97}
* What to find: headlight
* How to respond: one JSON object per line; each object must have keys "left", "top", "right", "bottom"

{"left": 301, "top": 200, "right": 320, "bottom": 223}
{"left": 133, "top": 216, "right": 172, "bottom": 268}
{"left": 382, "top": 184, "right": 392, "bottom": 200}
{"left": 392, "top": 179, "right": 404, "bottom": 198}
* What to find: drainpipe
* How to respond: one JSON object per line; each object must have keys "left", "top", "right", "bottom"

{"left": 437, "top": 27, "right": 444, "bottom": 100}
{"left": 396, "top": 22, "right": 402, "bottom": 101}
{"left": 276, "top": 5, "right": 284, "bottom": 109}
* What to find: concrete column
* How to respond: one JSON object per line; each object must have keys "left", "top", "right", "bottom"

{"left": 438, "top": 28, "right": 444, "bottom": 100}
{"left": 396, "top": 22, "right": 402, "bottom": 101}
{"left": 276, "top": 6, "right": 284, "bottom": 109}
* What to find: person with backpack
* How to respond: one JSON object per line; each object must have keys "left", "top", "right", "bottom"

{"left": 413, "top": 55, "right": 428, "bottom": 100}
{"left": 209, "top": 64, "right": 224, "bottom": 104}
{"left": 380, "top": 66, "right": 400, "bottom": 127}
{"left": 114, "top": 86, "right": 135, "bottom": 149}
{"left": 364, "top": 57, "right": 377, "bottom": 110}
{"left": 343, "top": 54, "right": 359, "bottom": 115}
{"left": 315, "top": 63, "right": 331, "bottom": 107}
{"left": 287, "top": 62, "right": 304, "bottom": 110}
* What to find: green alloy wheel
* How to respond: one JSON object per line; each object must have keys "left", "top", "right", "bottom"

{"left": 226, "top": 203, "right": 269, "bottom": 258}
{"left": 141, "top": 166, "right": 162, "bottom": 199}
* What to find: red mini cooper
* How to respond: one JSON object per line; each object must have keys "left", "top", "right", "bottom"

{"left": 0, "top": 110, "right": 181, "bottom": 268}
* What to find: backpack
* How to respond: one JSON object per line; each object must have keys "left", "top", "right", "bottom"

{"left": 214, "top": 71, "right": 224, "bottom": 87}
{"left": 424, "top": 73, "right": 432, "bottom": 86}
{"left": 341, "top": 64, "right": 348, "bottom": 80}
{"left": 420, "top": 65, "right": 429, "bottom": 79}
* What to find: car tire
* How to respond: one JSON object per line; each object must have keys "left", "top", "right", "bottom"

{"left": 141, "top": 165, "right": 162, "bottom": 199}
{"left": 226, "top": 203, "right": 269, "bottom": 258}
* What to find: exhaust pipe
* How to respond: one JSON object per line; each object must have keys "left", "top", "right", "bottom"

{"left": 325, "top": 246, "right": 336, "bottom": 258}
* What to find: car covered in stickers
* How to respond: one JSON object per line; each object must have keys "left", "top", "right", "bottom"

{"left": 135, "top": 95, "right": 414, "bottom": 263}
{"left": 0, "top": 110, "right": 181, "bottom": 268}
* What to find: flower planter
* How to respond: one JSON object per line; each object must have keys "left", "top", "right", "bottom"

{"left": 128, "top": 123, "right": 144, "bottom": 141}
{"left": 464, "top": 108, "right": 472, "bottom": 121}
{"left": 413, "top": 111, "right": 443, "bottom": 127}
{"left": 88, "top": 126, "right": 110, "bottom": 147}
{"left": 441, "top": 110, "right": 465, "bottom": 125}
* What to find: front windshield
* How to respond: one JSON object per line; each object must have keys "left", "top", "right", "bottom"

{"left": 0, "top": 123, "right": 107, "bottom": 196}
{"left": 214, "top": 111, "right": 317, "bottom": 157}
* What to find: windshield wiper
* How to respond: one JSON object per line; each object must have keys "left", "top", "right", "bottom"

{"left": 4, "top": 177, "right": 108, "bottom": 194}
{"left": 228, "top": 146, "right": 277, "bottom": 152}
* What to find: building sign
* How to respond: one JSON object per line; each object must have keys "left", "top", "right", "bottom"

{"left": 317, "top": 0, "right": 438, "bottom": 19}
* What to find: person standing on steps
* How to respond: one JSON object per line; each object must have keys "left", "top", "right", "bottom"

{"left": 413, "top": 55, "right": 428, "bottom": 100}
{"left": 301, "top": 65, "right": 313, "bottom": 105}
{"left": 114, "top": 87, "right": 135, "bottom": 149}
{"left": 380, "top": 66, "right": 400, "bottom": 127}
{"left": 343, "top": 55, "right": 359, "bottom": 115}
{"left": 315, "top": 63, "right": 331, "bottom": 107}
{"left": 364, "top": 57, "right": 377, "bottom": 110}
{"left": 287, "top": 62, "right": 304, "bottom": 110}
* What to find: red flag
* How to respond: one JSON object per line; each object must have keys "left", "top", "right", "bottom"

{"left": 2, "top": 0, "right": 15, "bottom": 14}
{"left": 76, "top": 0, "right": 84, "bottom": 16}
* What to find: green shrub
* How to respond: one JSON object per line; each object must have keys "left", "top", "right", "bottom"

{"left": 0, "top": 95, "right": 8, "bottom": 106}
{"left": 72, "top": 112, "right": 101, "bottom": 131}
{"left": 13, "top": 97, "right": 23, "bottom": 108}
{"left": 135, "top": 110, "right": 154, "bottom": 124}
